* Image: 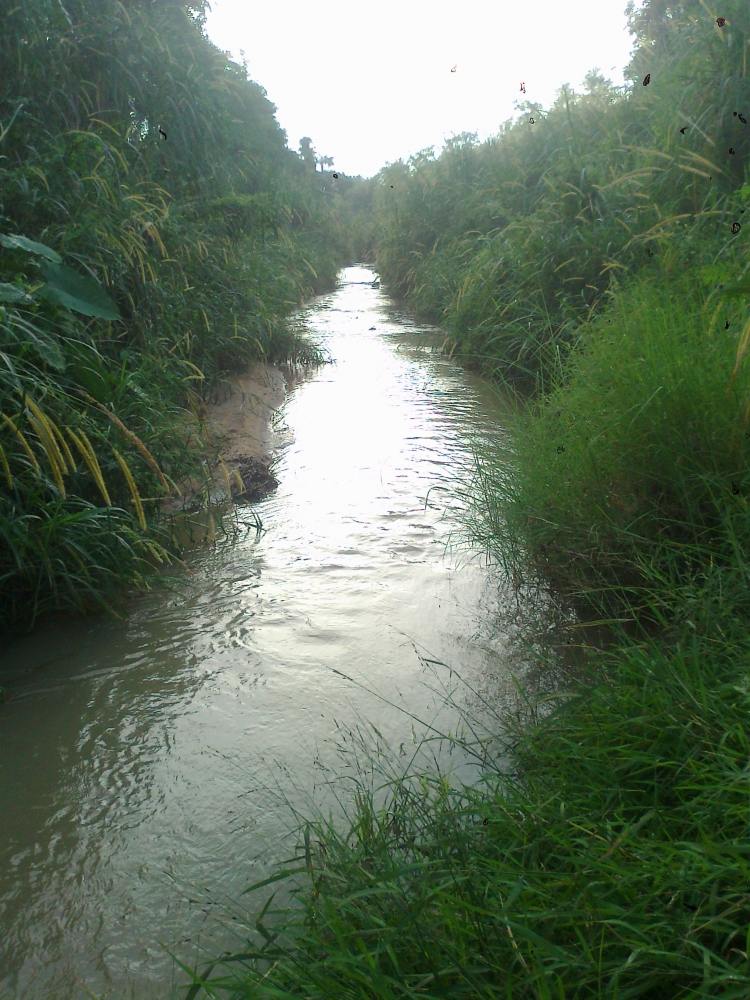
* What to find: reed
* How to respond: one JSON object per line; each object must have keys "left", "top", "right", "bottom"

{"left": 373, "top": 0, "right": 750, "bottom": 386}
{"left": 0, "top": 0, "right": 347, "bottom": 632}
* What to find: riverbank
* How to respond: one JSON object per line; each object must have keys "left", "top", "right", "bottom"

{"left": 162, "top": 362, "right": 287, "bottom": 515}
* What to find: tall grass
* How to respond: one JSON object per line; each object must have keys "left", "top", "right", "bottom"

{"left": 463, "top": 262, "right": 750, "bottom": 628}
{"left": 181, "top": 605, "right": 750, "bottom": 998}
{"left": 0, "top": 0, "right": 348, "bottom": 632}
{"left": 372, "top": 0, "right": 750, "bottom": 386}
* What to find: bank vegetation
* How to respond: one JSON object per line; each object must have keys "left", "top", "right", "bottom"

{"left": 0, "top": 0, "right": 359, "bottom": 634}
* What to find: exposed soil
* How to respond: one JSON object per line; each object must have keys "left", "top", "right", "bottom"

{"left": 162, "top": 362, "right": 286, "bottom": 513}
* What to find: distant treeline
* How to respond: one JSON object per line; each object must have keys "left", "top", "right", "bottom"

{"left": 0, "top": 0, "right": 356, "bottom": 632}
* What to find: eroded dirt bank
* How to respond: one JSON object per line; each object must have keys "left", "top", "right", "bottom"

{"left": 164, "top": 362, "right": 287, "bottom": 513}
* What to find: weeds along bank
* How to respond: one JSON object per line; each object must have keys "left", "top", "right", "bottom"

{"left": 186, "top": 5, "right": 750, "bottom": 997}
{"left": 0, "top": 0, "right": 357, "bottom": 634}
{"left": 373, "top": 2, "right": 750, "bottom": 388}
{"left": 186, "top": 626, "right": 750, "bottom": 997}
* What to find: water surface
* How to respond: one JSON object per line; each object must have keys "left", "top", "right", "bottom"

{"left": 0, "top": 266, "right": 524, "bottom": 999}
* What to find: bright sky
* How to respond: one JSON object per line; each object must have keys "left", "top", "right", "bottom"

{"left": 204, "top": 0, "right": 638, "bottom": 178}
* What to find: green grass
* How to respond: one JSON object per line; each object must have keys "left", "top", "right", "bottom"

{"left": 181, "top": 609, "right": 750, "bottom": 998}
{"left": 464, "top": 269, "right": 750, "bottom": 629}
{"left": 0, "top": 495, "right": 174, "bottom": 625}
{"left": 0, "top": 0, "right": 346, "bottom": 633}
{"left": 372, "top": 0, "right": 750, "bottom": 385}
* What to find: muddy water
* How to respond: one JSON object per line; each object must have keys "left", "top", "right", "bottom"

{"left": 0, "top": 266, "right": 525, "bottom": 999}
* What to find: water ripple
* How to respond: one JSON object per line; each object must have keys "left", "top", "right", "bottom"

{"left": 0, "top": 265, "right": 517, "bottom": 1000}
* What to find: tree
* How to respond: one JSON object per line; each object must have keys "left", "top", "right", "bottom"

{"left": 299, "top": 136, "right": 317, "bottom": 171}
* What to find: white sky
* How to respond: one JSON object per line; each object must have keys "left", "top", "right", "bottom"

{"left": 204, "top": 0, "right": 638, "bottom": 178}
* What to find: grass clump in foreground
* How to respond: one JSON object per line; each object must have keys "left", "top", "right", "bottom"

{"left": 182, "top": 618, "right": 750, "bottom": 998}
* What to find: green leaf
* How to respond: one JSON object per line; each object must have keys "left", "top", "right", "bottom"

{"left": 7, "top": 317, "right": 66, "bottom": 371}
{"left": 0, "top": 233, "right": 62, "bottom": 263}
{"left": 24, "top": 330, "right": 66, "bottom": 371}
{"left": 39, "top": 261, "right": 121, "bottom": 320}
{"left": 0, "top": 283, "right": 33, "bottom": 304}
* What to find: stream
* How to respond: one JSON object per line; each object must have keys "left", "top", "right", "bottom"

{"left": 0, "top": 265, "right": 528, "bottom": 999}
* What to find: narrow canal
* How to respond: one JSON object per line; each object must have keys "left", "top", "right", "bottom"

{"left": 0, "top": 265, "right": 526, "bottom": 999}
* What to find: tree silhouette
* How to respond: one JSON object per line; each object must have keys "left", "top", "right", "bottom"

{"left": 299, "top": 136, "right": 317, "bottom": 171}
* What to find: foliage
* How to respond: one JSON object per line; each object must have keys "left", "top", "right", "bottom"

{"left": 0, "top": 0, "right": 350, "bottom": 632}
{"left": 372, "top": 1, "right": 750, "bottom": 385}
{"left": 465, "top": 258, "right": 750, "bottom": 624}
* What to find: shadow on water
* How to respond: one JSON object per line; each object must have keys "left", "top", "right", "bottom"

{"left": 1, "top": 265, "right": 561, "bottom": 999}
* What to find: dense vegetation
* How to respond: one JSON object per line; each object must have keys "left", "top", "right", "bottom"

{"left": 0, "top": 0, "right": 357, "bottom": 634}
{"left": 374, "top": 2, "right": 749, "bottom": 388}
{"left": 187, "top": 2, "right": 750, "bottom": 998}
